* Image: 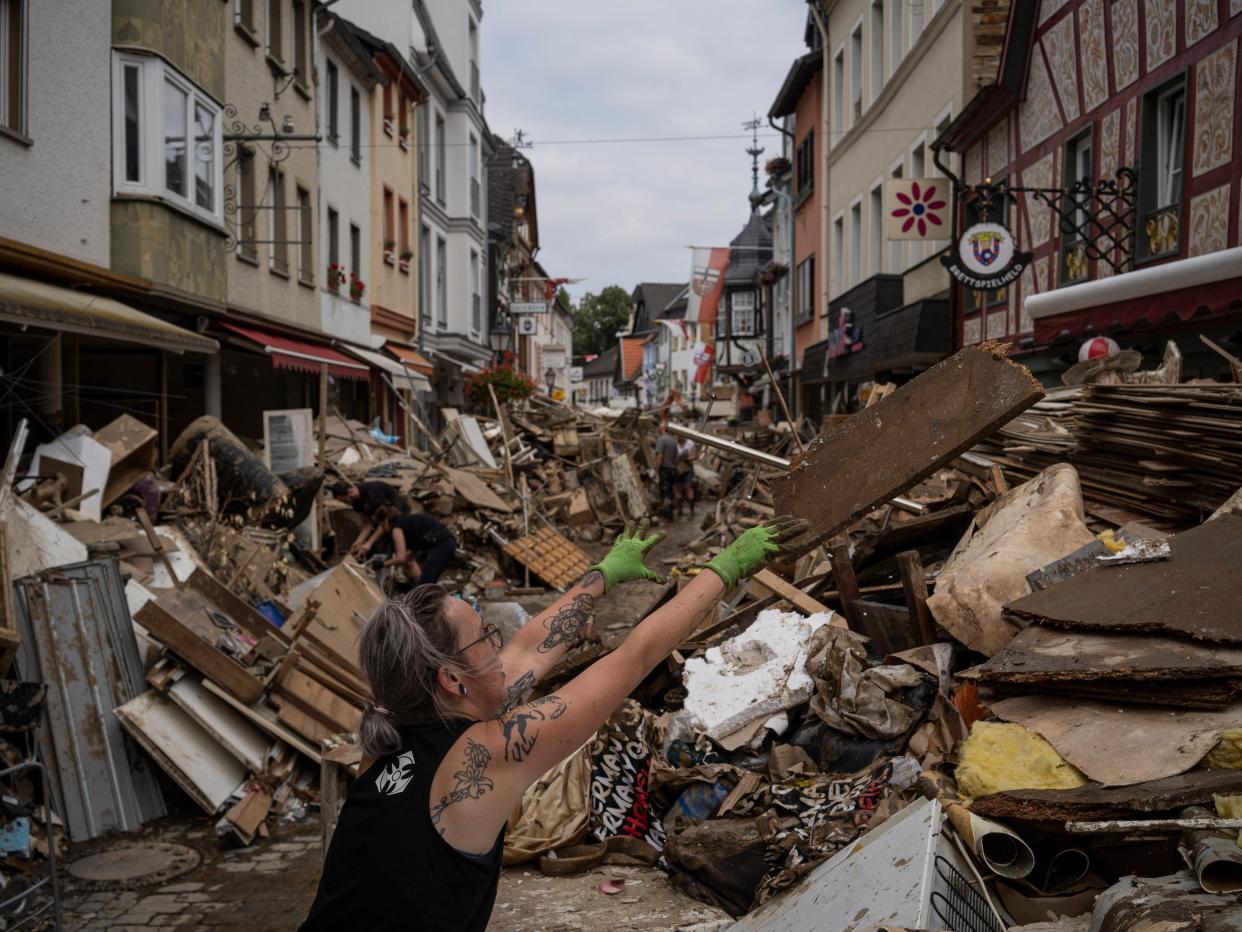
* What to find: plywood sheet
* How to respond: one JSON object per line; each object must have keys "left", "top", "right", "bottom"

{"left": 1004, "top": 516, "right": 1242, "bottom": 643}
{"left": 974, "top": 625, "right": 1242, "bottom": 682}
{"left": 441, "top": 465, "right": 514, "bottom": 513}
{"left": 115, "top": 691, "right": 247, "bottom": 815}
{"left": 773, "top": 345, "right": 1043, "bottom": 545}
{"left": 990, "top": 694, "right": 1242, "bottom": 786}
{"left": 167, "top": 676, "right": 271, "bottom": 773}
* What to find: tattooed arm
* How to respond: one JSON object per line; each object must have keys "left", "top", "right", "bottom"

{"left": 497, "top": 570, "right": 606, "bottom": 703}
{"left": 439, "top": 570, "right": 729, "bottom": 849}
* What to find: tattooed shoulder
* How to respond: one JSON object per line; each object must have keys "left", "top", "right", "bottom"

{"left": 500, "top": 695, "right": 568, "bottom": 762}
{"left": 538, "top": 593, "right": 596, "bottom": 654}
{"left": 429, "top": 737, "right": 494, "bottom": 826}
{"left": 499, "top": 670, "right": 535, "bottom": 714}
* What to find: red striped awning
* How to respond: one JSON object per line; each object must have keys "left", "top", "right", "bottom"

{"left": 217, "top": 322, "right": 369, "bottom": 380}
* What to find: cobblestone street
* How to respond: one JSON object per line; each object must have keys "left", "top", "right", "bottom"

{"left": 58, "top": 817, "right": 321, "bottom": 931}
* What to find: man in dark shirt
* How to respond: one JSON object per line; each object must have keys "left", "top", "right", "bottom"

{"left": 654, "top": 423, "right": 678, "bottom": 520}
{"left": 331, "top": 480, "right": 410, "bottom": 559}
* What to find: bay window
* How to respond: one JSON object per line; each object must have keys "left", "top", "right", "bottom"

{"left": 111, "top": 52, "right": 223, "bottom": 225}
{"left": 730, "top": 291, "right": 757, "bottom": 337}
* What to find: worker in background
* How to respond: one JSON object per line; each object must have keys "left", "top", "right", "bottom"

{"left": 654, "top": 422, "right": 678, "bottom": 520}
{"left": 330, "top": 479, "right": 410, "bottom": 559}
{"left": 299, "top": 515, "right": 808, "bottom": 931}
{"left": 675, "top": 430, "right": 697, "bottom": 517}
{"left": 375, "top": 506, "right": 458, "bottom": 586}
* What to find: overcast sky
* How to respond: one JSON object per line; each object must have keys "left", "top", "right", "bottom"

{"left": 482, "top": 1, "right": 809, "bottom": 302}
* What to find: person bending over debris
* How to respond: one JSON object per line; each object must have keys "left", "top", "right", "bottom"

{"left": 655, "top": 422, "right": 678, "bottom": 519}
{"left": 299, "top": 514, "right": 807, "bottom": 932}
{"left": 330, "top": 479, "right": 410, "bottom": 559}
{"left": 377, "top": 506, "right": 457, "bottom": 585}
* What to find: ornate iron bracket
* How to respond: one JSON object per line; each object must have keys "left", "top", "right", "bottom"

{"left": 961, "top": 169, "right": 1137, "bottom": 275}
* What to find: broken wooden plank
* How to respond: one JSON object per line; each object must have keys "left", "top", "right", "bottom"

{"left": 896, "top": 551, "right": 937, "bottom": 646}
{"left": 200, "top": 679, "right": 321, "bottom": 764}
{"left": 970, "top": 770, "right": 1242, "bottom": 822}
{"left": 751, "top": 568, "right": 831, "bottom": 617}
{"left": 1005, "top": 516, "right": 1242, "bottom": 644}
{"left": 773, "top": 344, "right": 1043, "bottom": 545}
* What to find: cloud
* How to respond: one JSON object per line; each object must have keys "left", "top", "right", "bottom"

{"left": 482, "top": 0, "right": 808, "bottom": 301}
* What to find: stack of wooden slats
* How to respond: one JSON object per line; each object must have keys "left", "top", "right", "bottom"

{"left": 982, "top": 383, "right": 1242, "bottom": 529}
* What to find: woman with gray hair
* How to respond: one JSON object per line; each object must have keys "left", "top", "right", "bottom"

{"left": 300, "top": 515, "right": 808, "bottom": 931}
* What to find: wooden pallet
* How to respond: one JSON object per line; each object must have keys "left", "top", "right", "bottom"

{"left": 503, "top": 526, "right": 593, "bottom": 590}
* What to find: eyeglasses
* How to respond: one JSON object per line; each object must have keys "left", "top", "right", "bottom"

{"left": 455, "top": 623, "right": 502, "bottom": 655}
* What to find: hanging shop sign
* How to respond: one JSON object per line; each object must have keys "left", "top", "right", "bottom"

{"left": 510, "top": 301, "right": 548, "bottom": 315}
{"left": 942, "top": 221, "right": 1032, "bottom": 291}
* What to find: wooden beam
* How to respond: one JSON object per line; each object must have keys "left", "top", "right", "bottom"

{"left": 773, "top": 344, "right": 1043, "bottom": 546}
{"left": 896, "top": 550, "right": 937, "bottom": 646}
{"left": 751, "top": 568, "right": 832, "bottom": 617}
{"left": 828, "top": 542, "right": 863, "bottom": 634}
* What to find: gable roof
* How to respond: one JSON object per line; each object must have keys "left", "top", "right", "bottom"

{"left": 488, "top": 136, "right": 538, "bottom": 247}
{"left": 582, "top": 344, "right": 618, "bottom": 379}
{"left": 410, "top": 0, "right": 469, "bottom": 101}
{"left": 631, "top": 282, "right": 685, "bottom": 324}
{"left": 769, "top": 51, "right": 823, "bottom": 119}
{"left": 659, "top": 285, "right": 690, "bottom": 320}
{"left": 336, "top": 18, "right": 427, "bottom": 100}
{"left": 619, "top": 337, "right": 646, "bottom": 382}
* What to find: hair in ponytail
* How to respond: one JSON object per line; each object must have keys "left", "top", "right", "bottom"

{"left": 356, "top": 584, "right": 466, "bottom": 758}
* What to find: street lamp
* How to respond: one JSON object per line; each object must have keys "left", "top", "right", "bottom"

{"left": 489, "top": 310, "right": 513, "bottom": 365}
{"left": 545, "top": 366, "right": 556, "bottom": 397}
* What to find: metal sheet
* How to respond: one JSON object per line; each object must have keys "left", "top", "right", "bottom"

{"left": 15, "top": 556, "right": 165, "bottom": 842}
{"left": 730, "top": 798, "right": 1003, "bottom": 932}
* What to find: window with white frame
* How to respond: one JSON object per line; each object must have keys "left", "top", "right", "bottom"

{"left": 796, "top": 257, "right": 815, "bottom": 322}
{"left": 848, "top": 201, "right": 862, "bottom": 287}
{"left": 1155, "top": 85, "right": 1185, "bottom": 208}
{"left": 296, "top": 183, "right": 313, "bottom": 284}
{"left": 869, "top": 1, "right": 884, "bottom": 106}
{"left": 889, "top": 160, "right": 904, "bottom": 272}
{"left": 832, "top": 48, "right": 844, "bottom": 147}
{"left": 889, "top": 0, "right": 905, "bottom": 75}
{"left": 869, "top": 184, "right": 883, "bottom": 275}
{"left": 436, "top": 235, "right": 447, "bottom": 325}
{"left": 849, "top": 24, "right": 863, "bottom": 124}
{"left": 325, "top": 60, "right": 339, "bottom": 144}
{"left": 470, "top": 249, "right": 481, "bottom": 332}
{"left": 1, "top": 0, "right": 26, "bottom": 136}
{"left": 832, "top": 215, "right": 844, "bottom": 297}
{"left": 730, "top": 291, "right": 756, "bottom": 336}
{"left": 469, "top": 134, "right": 480, "bottom": 218}
{"left": 111, "top": 52, "right": 223, "bottom": 225}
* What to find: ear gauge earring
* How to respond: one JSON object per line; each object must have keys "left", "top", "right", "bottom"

{"left": 458, "top": 684, "right": 467, "bottom": 696}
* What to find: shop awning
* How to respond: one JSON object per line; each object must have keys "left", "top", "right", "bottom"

{"left": 0, "top": 271, "right": 218, "bottom": 354}
{"left": 383, "top": 341, "right": 435, "bottom": 376}
{"left": 341, "top": 344, "right": 432, "bottom": 392}
{"left": 1026, "top": 247, "right": 1242, "bottom": 344}
{"left": 217, "top": 321, "right": 369, "bottom": 380}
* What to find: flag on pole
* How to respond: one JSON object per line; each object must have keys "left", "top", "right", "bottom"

{"left": 885, "top": 179, "right": 949, "bottom": 241}
{"left": 685, "top": 248, "right": 730, "bottom": 325}
{"left": 691, "top": 341, "right": 715, "bottom": 384}
{"left": 656, "top": 319, "right": 688, "bottom": 339}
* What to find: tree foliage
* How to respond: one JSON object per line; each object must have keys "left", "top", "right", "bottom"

{"left": 571, "top": 286, "right": 633, "bottom": 358}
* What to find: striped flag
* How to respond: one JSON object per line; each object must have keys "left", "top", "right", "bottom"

{"left": 685, "top": 248, "right": 730, "bottom": 325}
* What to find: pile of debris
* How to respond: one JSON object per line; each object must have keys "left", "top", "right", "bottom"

{"left": 494, "top": 344, "right": 1242, "bottom": 930}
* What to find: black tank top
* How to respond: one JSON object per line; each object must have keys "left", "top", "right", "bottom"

{"left": 300, "top": 718, "right": 504, "bottom": 932}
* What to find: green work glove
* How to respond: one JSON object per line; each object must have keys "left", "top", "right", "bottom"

{"left": 704, "top": 515, "right": 810, "bottom": 590}
{"left": 589, "top": 518, "right": 666, "bottom": 591}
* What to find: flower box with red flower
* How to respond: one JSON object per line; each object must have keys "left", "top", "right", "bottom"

{"left": 327, "top": 263, "right": 346, "bottom": 293}
{"left": 398, "top": 249, "right": 413, "bottom": 273}
{"left": 383, "top": 239, "right": 396, "bottom": 265}
{"left": 349, "top": 275, "right": 366, "bottom": 303}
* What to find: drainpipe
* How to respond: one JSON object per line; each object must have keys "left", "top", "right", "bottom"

{"left": 807, "top": 1, "right": 831, "bottom": 407}
{"left": 769, "top": 114, "right": 797, "bottom": 420}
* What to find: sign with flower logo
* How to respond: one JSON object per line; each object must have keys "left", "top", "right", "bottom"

{"left": 885, "top": 180, "right": 948, "bottom": 241}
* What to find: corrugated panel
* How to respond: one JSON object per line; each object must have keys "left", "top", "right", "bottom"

{"left": 14, "top": 556, "right": 165, "bottom": 842}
